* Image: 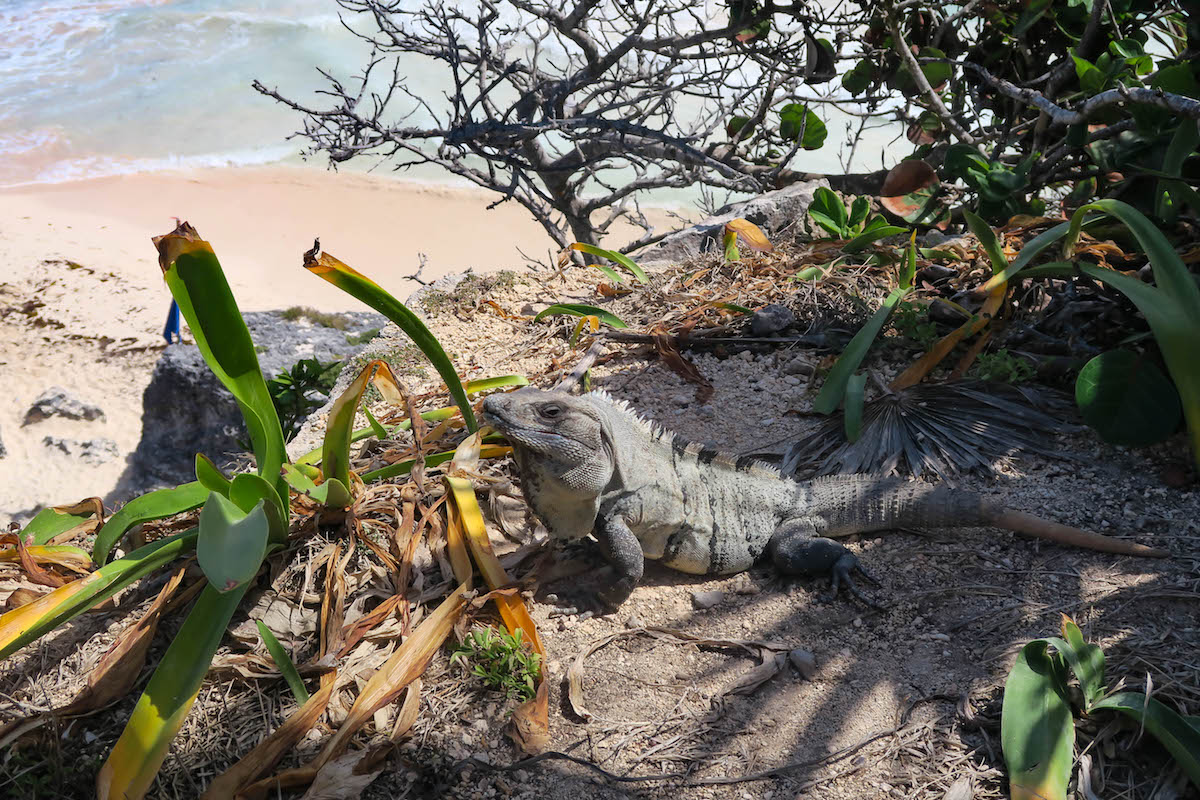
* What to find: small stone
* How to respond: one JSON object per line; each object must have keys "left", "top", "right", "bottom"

{"left": 783, "top": 357, "right": 814, "bottom": 376}
{"left": 788, "top": 648, "right": 816, "bottom": 679}
{"left": 783, "top": 375, "right": 801, "bottom": 386}
{"left": 671, "top": 393, "right": 691, "bottom": 406}
{"left": 730, "top": 574, "right": 761, "bottom": 595}
{"left": 691, "top": 590, "right": 724, "bottom": 609}
{"left": 25, "top": 387, "right": 105, "bottom": 424}
{"left": 853, "top": 617, "right": 863, "bottom": 628}
{"left": 625, "top": 613, "right": 645, "bottom": 628}
{"left": 738, "top": 349, "right": 754, "bottom": 361}
{"left": 749, "top": 303, "right": 795, "bottom": 336}
{"left": 42, "top": 436, "right": 118, "bottom": 465}
{"left": 760, "top": 417, "right": 776, "bottom": 427}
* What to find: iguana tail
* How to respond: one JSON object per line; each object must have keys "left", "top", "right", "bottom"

{"left": 805, "top": 475, "right": 1168, "bottom": 558}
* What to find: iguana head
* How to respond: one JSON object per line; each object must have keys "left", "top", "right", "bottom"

{"left": 481, "top": 388, "right": 615, "bottom": 495}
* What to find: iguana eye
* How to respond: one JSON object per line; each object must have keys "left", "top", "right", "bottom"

{"left": 539, "top": 403, "right": 563, "bottom": 419}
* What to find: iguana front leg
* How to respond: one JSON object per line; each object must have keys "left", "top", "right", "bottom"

{"left": 549, "top": 515, "right": 644, "bottom": 616}
{"left": 769, "top": 518, "right": 882, "bottom": 607}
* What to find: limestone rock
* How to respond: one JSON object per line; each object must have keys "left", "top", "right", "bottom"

{"left": 24, "top": 387, "right": 105, "bottom": 424}
{"left": 43, "top": 436, "right": 118, "bottom": 465}
{"left": 749, "top": 303, "right": 795, "bottom": 336}
{"left": 124, "top": 309, "right": 384, "bottom": 494}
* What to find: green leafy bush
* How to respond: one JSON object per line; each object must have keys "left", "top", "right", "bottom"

{"left": 268, "top": 357, "right": 342, "bottom": 442}
{"left": 451, "top": 627, "right": 543, "bottom": 702}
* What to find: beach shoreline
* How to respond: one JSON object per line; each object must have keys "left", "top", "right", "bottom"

{"left": 0, "top": 164, "right": 686, "bottom": 523}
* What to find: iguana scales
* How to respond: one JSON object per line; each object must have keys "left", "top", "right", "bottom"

{"left": 481, "top": 388, "right": 1168, "bottom": 610}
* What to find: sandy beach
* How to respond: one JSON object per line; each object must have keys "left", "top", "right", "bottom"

{"left": 0, "top": 166, "right": 685, "bottom": 524}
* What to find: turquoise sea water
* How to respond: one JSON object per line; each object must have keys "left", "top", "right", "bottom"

{"left": 0, "top": 0, "right": 905, "bottom": 194}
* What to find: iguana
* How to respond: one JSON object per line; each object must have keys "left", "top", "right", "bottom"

{"left": 481, "top": 387, "right": 1168, "bottom": 611}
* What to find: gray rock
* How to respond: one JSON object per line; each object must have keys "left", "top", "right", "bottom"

{"left": 43, "top": 436, "right": 118, "bottom": 465}
{"left": 788, "top": 648, "right": 817, "bottom": 679}
{"left": 634, "top": 179, "right": 829, "bottom": 263}
{"left": 691, "top": 590, "right": 725, "bottom": 609}
{"left": 749, "top": 303, "right": 795, "bottom": 336}
{"left": 24, "top": 387, "right": 105, "bottom": 424}
{"left": 783, "top": 357, "right": 814, "bottom": 376}
{"left": 122, "top": 309, "right": 385, "bottom": 495}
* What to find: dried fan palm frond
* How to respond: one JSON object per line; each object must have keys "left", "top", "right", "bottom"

{"left": 781, "top": 380, "right": 1080, "bottom": 481}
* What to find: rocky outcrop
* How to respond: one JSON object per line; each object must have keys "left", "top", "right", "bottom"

{"left": 118, "top": 310, "right": 385, "bottom": 498}
{"left": 634, "top": 178, "right": 828, "bottom": 264}
{"left": 43, "top": 436, "right": 118, "bottom": 465}
{"left": 24, "top": 387, "right": 105, "bottom": 425}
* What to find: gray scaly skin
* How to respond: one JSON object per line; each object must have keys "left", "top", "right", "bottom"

{"left": 481, "top": 388, "right": 1169, "bottom": 611}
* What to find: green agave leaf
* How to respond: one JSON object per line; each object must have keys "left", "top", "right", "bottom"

{"left": 1072, "top": 200, "right": 1200, "bottom": 468}
{"left": 843, "top": 225, "right": 907, "bottom": 253}
{"left": 304, "top": 246, "right": 477, "bottom": 432}
{"left": 195, "top": 454, "right": 232, "bottom": 496}
{"left": 196, "top": 493, "right": 270, "bottom": 593}
{"left": 228, "top": 473, "right": 287, "bottom": 544}
{"left": 1076, "top": 351, "right": 1182, "bottom": 447}
{"left": 1091, "top": 692, "right": 1200, "bottom": 789}
{"left": 963, "top": 209, "right": 1008, "bottom": 276}
{"left": 1058, "top": 618, "right": 1106, "bottom": 709}
{"left": 18, "top": 501, "right": 103, "bottom": 547}
{"left": 154, "top": 226, "right": 288, "bottom": 512}
{"left": 1002, "top": 639, "right": 1074, "bottom": 800}
{"left": 1, "top": 530, "right": 198, "bottom": 660}
{"left": 92, "top": 482, "right": 208, "bottom": 565}
{"left": 256, "top": 620, "right": 309, "bottom": 705}
{"left": 534, "top": 303, "right": 629, "bottom": 329}
{"left": 363, "top": 406, "right": 388, "bottom": 439}
{"left": 814, "top": 286, "right": 910, "bottom": 414}
{"left": 99, "top": 581, "right": 251, "bottom": 799}
{"left": 568, "top": 243, "right": 648, "bottom": 284}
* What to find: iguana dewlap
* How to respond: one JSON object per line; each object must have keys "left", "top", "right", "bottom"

{"left": 481, "top": 388, "right": 1167, "bottom": 610}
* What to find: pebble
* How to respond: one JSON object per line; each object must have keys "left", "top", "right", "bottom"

{"left": 749, "top": 303, "right": 795, "bottom": 336}
{"left": 625, "top": 613, "right": 645, "bottom": 628}
{"left": 738, "top": 349, "right": 754, "bottom": 362}
{"left": 783, "top": 375, "right": 801, "bottom": 386}
{"left": 691, "top": 590, "right": 724, "bottom": 609}
{"left": 760, "top": 418, "right": 776, "bottom": 427}
{"left": 789, "top": 648, "right": 817, "bottom": 679}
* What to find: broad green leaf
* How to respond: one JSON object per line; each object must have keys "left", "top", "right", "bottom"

{"left": 1092, "top": 692, "right": 1200, "bottom": 789}
{"left": 779, "top": 104, "right": 827, "bottom": 149}
{"left": 814, "top": 286, "right": 910, "bottom": 413}
{"left": 847, "top": 196, "right": 871, "bottom": 231}
{"left": 228, "top": 473, "right": 287, "bottom": 544}
{"left": 1075, "top": 351, "right": 1182, "bottom": 447}
{"left": 534, "top": 304, "right": 628, "bottom": 329}
{"left": 92, "top": 482, "right": 208, "bottom": 565}
{"left": 256, "top": 620, "right": 309, "bottom": 705}
{"left": 17, "top": 499, "right": 103, "bottom": 546}
{"left": 1002, "top": 640, "right": 1074, "bottom": 800}
{"left": 1058, "top": 616, "right": 1106, "bottom": 708}
{"left": 963, "top": 210, "right": 1007, "bottom": 275}
{"left": 566, "top": 243, "right": 648, "bottom": 283}
{"left": 809, "top": 186, "right": 849, "bottom": 237}
{"left": 842, "top": 59, "right": 874, "bottom": 95}
{"left": 844, "top": 225, "right": 907, "bottom": 254}
{"left": 304, "top": 246, "right": 476, "bottom": 431}
{"left": 280, "top": 464, "right": 353, "bottom": 508}
{"left": 1071, "top": 200, "right": 1200, "bottom": 469}
{"left": 196, "top": 493, "right": 270, "bottom": 593}
{"left": 98, "top": 582, "right": 251, "bottom": 800}
{"left": 1, "top": 530, "right": 198, "bottom": 660}
{"left": 194, "top": 454, "right": 232, "bottom": 497}
{"left": 1072, "top": 53, "right": 1106, "bottom": 95}
{"left": 977, "top": 221, "right": 1073, "bottom": 293}
{"left": 154, "top": 224, "right": 288, "bottom": 512}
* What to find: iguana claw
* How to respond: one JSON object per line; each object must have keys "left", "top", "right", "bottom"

{"left": 823, "top": 553, "right": 887, "bottom": 610}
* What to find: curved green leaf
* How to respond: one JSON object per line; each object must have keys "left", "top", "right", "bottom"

{"left": 256, "top": 620, "right": 309, "bottom": 705}
{"left": 963, "top": 210, "right": 1007, "bottom": 276}
{"left": 843, "top": 372, "right": 867, "bottom": 443}
{"left": 1001, "top": 639, "right": 1074, "bottom": 800}
{"left": 1092, "top": 692, "right": 1200, "bottom": 789}
{"left": 154, "top": 226, "right": 288, "bottom": 511}
{"left": 1075, "top": 351, "right": 1182, "bottom": 447}
{"left": 304, "top": 246, "right": 476, "bottom": 431}
{"left": 843, "top": 225, "right": 907, "bottom": 253}
{"left": 1, "top": 530, "right": 198, "bottom": 660}
{"left": 534, "top": 304, "right": 628, "bottom": 329}
{"left": 92, "top": 482, "right": 208, "bottom": 565}
{"left": 194, "top": 454, "right": 232, "bottom": 497}
{"left": 814, "top": 286, "right": 910, "bottom": 414}
{"left": 98, "top": 581, "right": 251, "bottom": 799}
{"left": 567, "top": 243, "right": 648, "bottom": 283}
{"left": 196, "top": 493, "right": 270, "bottom": 593}
{"left": 19, "top": 500, "right": 103, "bottom": 547}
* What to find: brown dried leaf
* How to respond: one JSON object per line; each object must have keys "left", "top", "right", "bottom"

{"left": 651, "top": 332, "right": 714, "bottom": 402}
{"left": 201, "top": 681, "right": 336, "bottom": 799}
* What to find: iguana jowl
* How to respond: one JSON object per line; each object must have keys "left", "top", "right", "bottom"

{"left": 481, "top": 388, "right": 1168, "bottom": 610}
